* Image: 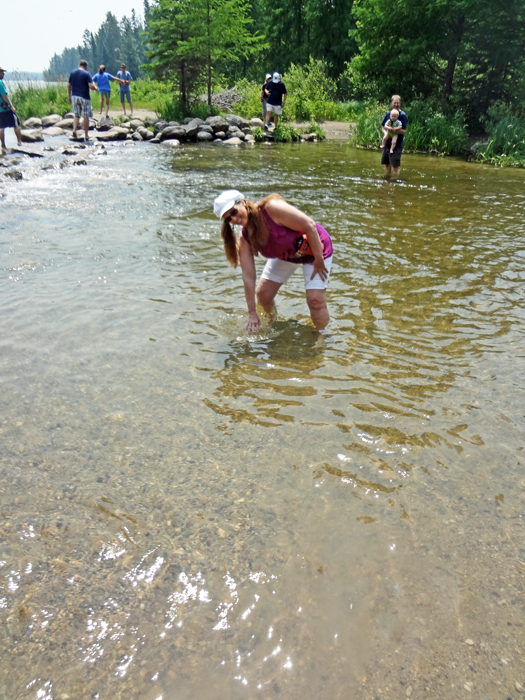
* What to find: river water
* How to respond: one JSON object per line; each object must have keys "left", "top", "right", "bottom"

{"left": 1, "top": 141, "right": 525, "bottom": 700}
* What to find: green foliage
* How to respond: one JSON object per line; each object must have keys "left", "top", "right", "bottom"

{"left": 234, "top": 78, "right": 264, "bottom": 119}
{"left": 404, "top": 100, "right": 469, "bottom": 155}
{"left": 156, "top": 96, "right": 221, "bottom": 121}
{"left": 350, "top": 0, "right": 525, "bottom": 120}
{"left": 349, "top": 101, "right": 383, "bottom": 147}
{"left": 282, "top": 59, "right": 339, "bottom": 121}
{"left": 257, "top": 0, "right": 356, "bottom": 80}
{"left": 476, "top": 103, "right": 525, "bottom": 167}
{"left": 127, "top": 78, "right": 170, "bottom": 104}
{"left": 337, "top": 100, "right": 366, "bottom": 121}
{"left": 145, "top": 0, "right": 267, "bottom": 112}
{"left": 235, "top": 60, "right": 354, "bottom": 122}
{"left": 10, "top": 78, "right": 176, "bottom": 120}
{"left": 351, "top": 99, "right": 469, "bottom": 156}
{"left": 10, "top": 82, "right": 70, "bottom": 121}
{"left": 273, "top": 124, "right": 301, "bottom": 142}
{"left": 251, "top": 126, "right": 265, "bottom": 142}
{"left": 303, "top": 122, "right": 326, "bottom": 140}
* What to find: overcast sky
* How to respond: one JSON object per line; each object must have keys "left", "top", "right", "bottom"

{"left": 4, "top": 0, "right": 143, "bottom": 73}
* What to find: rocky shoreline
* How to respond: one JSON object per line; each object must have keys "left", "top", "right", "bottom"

{"left": 1, "top": 112, "right": 323, "bottom": 184}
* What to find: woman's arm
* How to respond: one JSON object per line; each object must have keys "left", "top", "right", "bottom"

{"left": 266, "top": 199, "right": 329, "bottom": 281}
{"left": 1, "top": 93, "right": 15, "bottom": 111}
{"left": 239, "top": 235, "right": 261, "bottom": 332}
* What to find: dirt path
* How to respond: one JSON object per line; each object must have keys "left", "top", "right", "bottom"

{"left": 293, "top": 120, "right": 353, "bottom": 140}
{"left": 101, "top": 108, "right": 158, "bottom": 121}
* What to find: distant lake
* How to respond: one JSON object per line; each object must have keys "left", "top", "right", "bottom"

{"left": 5, "top": 78, "right": 65, "bottom": 90}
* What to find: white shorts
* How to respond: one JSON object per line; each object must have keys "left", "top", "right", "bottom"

{"left": 266, "top": 104, "right": 283, "bottom": 115}
{"left": 260, "top": 256, "right": 332, "bottom": 290}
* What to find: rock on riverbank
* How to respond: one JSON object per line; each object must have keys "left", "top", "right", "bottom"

{"left": 17, "top": 111, "right": 322, "bottom": 146}
{"left": 1, "top": 110, "right": 324, "bottom": 184}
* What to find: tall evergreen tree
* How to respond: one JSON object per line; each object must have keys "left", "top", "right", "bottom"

{"left": 44, "top": 10, "right": 147, "bottom": 80}
{"left": 350, "top": 0, "right": 525, "bottom": 113}
{"left": 146, "top": 0, "right": 266, "bottom": 112}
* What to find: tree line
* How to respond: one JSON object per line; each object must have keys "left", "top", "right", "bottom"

{"left": 44, "top": 6, "right": 149, "bottom": 80}
{"left": 45, "top": 0, "right": 525, "bottom": 126}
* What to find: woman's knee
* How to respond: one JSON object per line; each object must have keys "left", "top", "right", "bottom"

{"left": 306, "top": 291, "right": 327, "bottom": 312}
{"left": 256, "top": 280, "right": 280, "bottom": 307}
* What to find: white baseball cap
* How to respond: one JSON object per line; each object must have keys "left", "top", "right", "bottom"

{"left": 272, "top": 72, "right": 280, "bottom": 82}
{"left": 265, "top": 73, "right": 271, "bottom": 80}
{"left": 213, "top": 189, "right": 244, "bottom": 219}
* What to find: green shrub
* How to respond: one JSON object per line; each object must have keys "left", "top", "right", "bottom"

{"left": 251, "top": 126, "right": 265, "bottom": 142}
{"left": 235, "top": 78, "right": 264, "bottom": 119}
{"left": 404, "top": 100, "right": 469, "bottom": 155}
{"left": 128, "top": 79, "right": 172, "bottom": 111}
{"left": 303, "top": 123, "right": 326, "bottom": 140}
{"left": 235, "top": 60, "right": 356, "bottom": 123}
{"left": 273, "top": 124, "right": 301, "bottom": 142}
{"left": 476, "top": 102, "right": 525, "bottom": 167}
{"left": 11, "top": 81, "right": 70, "bottom": 121}
{"left": 282, "top": 58, "right": 339, "bottom": 122}
{"left": 351, "top": 99, "right": 469, "bottom": 156}
{"left": 158, "top": 96, "right": 221, "bottom": 122}
{"left": 350, "top": 102, "right": 384, "bottom": 148}
{"left": 10, "top": 78, "right": 178, "bottom": 121}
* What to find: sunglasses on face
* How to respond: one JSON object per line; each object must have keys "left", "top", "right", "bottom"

{"left": 224, "top": 205, "right": 241, "bottom": 223}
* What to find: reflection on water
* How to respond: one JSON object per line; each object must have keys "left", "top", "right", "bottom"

{"left": 1, "top": 141, "right": 525, "bottom": 699}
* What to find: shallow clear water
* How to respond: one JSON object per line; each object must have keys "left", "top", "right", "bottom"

{"left": 1, "top": 141, "right": 525, "bottom": 700}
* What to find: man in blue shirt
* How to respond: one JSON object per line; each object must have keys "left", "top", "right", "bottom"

{"left": 68, "top": 60, "right": 98, "bottom": 141}
{"left": 116, "top": 64, "right": 134, "bottom": 117}
{"left": 381, "top": 94, "right": 408, "bottom": 176}
{"left": 263, "top": 72, "right": 287, "bottom": 130}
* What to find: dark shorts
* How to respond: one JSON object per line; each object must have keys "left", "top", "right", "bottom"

{"left": 119, "top": 87, "right": 132, "bottom": 103}
{"left": 381, "top": 142, "right": 403, "bottom": 168}
{"left": 0, "top": 110, "right": 20, "bottom": 129}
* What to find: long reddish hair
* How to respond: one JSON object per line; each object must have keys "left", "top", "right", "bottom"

{"left": 220, "top": 194, "right": 283, "bottom": 267}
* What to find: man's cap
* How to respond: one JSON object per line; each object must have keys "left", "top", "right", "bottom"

{"left": 0, "top": 68, "right": 6, "bottom": 72}
{"left": 265, "top": 73, "right": 271, "bottom": 80}
{"left": 272, "top": 72, "right": 280, "bottom": 82}
{"left": 213, "top": 190, "right": 244, "bottom": 219}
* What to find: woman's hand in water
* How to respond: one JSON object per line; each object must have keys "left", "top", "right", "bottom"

{"left": 246, "top": 311, "right": 261, "bottom": 333}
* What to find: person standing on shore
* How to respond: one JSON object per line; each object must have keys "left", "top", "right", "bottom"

{"left": 116, "top": 64, "right": 134, "bottom": 116}
{"left": 381, "top": 94, "right": 407, "bottom": 176}
{"left": 68, "top": 60, "right": 98, "bottom": 141}
{"left": 91, "top": 65, "right": 124, "bottom": 117}
{"left": 261, "top": 73, "right": 271, "bottom": 122}
{"left": 263, "top": 72, "right": 287, "bottom": 130}
{"left": 0, "top": 67, "right": 23, "bottom": 149}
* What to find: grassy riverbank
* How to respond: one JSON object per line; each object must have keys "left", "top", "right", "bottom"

{"left": 10, "top": 80, "right": 525, "bottom": 167}
{"left": 10, "top": 80, "right": 173, "bottom": 122}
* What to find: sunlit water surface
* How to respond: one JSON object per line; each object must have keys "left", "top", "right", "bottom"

{"left": 1, "top": 142, "right": 525, "bottom": 700}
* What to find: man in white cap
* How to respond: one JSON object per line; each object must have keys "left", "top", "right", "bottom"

{"left": 264, "top": 71, "right": 287, "bottom": 130}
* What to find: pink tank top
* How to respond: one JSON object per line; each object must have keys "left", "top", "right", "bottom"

{"left": 242, "top": 207, "right": 333, "bottom": 265}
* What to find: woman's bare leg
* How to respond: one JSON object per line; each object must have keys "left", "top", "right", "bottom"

{"left": 306, "top": 289, "right": 329, "bottom": 329}
{"left": 256, "top": 278, "right": 281, "bottom": 316}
